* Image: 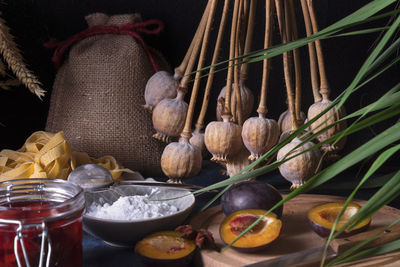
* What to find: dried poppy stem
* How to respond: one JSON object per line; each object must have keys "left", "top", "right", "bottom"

{"left": 174, "top": 1, "right": 211, "bottom": 79}
{"left": 240, "top": 0, "right": 257, "bottom": 81}
{"left": 239, "top": 0, "right": 249, "bottom": 51}
{"left": 181, "top": 0, "right": 218, "bottom": 140}
{"left": 307, "top": 0, "right": 330, "bottom": 99}
{"left": 178, "top": 4, "right": 209, "bottom": 92}
{"left": 275, "top": 0, "right": 297, "bottom": 131}
{"left": 284, "top": 0, "right": 293, "bottom": 85}
{"left": 194, "top": 0, "right": 231, "bottom": 133}
{"left": 230, "top": 0, "right": 244, "bottom": 123}
{"left": 257, "top": 0, "right": 274, "bottom": 118}
{"left": 223, "top": 0, "right": 240, "bottom": 117}
{"left": 288, "top": 0, "right": 303, "bottom": 125}
{"left": 300, "top": 0, "right": 321, "bottom": 103}
{"left": 233, "top": 0, "right": 245, "bottom": 125}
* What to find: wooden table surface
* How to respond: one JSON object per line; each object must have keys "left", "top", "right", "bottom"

{"left": 190, "top": 194, "right": 400, "bottom": 267}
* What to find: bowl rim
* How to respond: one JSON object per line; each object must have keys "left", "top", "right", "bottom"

{"left": 83, "top": 186, "right": 195, "bottom": 223}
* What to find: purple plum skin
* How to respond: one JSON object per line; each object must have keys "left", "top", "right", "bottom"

{"left": 308, "top": 218, "right": 370, "bottom": 238}
{"left": 221, "top": 181, "right": 283, "bottom": 217}
{"left": 136, "top": 249, "right": 197, "bottom": 267}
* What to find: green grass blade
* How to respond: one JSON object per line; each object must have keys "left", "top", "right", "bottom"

{"left": 299, "top": 100, "right": 400, "bottom": 167}
{"left": 321, "top": 144, "right": 400, "bottom": 265}
{"left": 328, "top": 26, "right": 390, "bottom": 38}
{"left": 199, "top": 184, "right": 232, "bottom": 212}
{"left": 229, "top": 5, "right": 400, "bottom": 66}
{"left": 364, "top": 36, "right": 400, "bottom": 77}
{"left": 330, "top": 239, "right": 400, "bottom": 265}
{"left": 319, "top": 0, "right": 396, "bottom": 32}
{"left": 328, "top": 218, "right": 400, "bottom": 266}
{"left": 338, "top": 14, "right": 400, "bottom": 109}
{"left": 316, "top": 100, "right": 400, "bottom": 152}
{"left": 317, "top": 172, "right": 395, "bottom": 190}
{"left": 223, "top": 123, "right": 400, "bottom": 251}
{"left": 329, "top": 79, "right": 400, "bottom": 149}
{"left": 334, "top": 170, "right": 400, "bottom": 238}
{"left": 192, "top": 2, "right": 400, "bottom": 221}
{"left": 193, "top": 104, "right": 400, "bottom": 196}
{"left": 347, "top": 82, "right": 400, "bottom": 118}
{"left": 337, "top": 104, "right": 400, "bottom": 139}
{"left": 192, "top": 1, "right": 398, "bottom": 76}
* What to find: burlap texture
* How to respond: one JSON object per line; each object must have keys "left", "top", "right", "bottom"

{"left": 46, "top": 13, "right": 168, "bottom": 177}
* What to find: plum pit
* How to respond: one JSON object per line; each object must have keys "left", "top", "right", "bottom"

{"left": 229, "top": 215, "right": 266, "bottom": 235}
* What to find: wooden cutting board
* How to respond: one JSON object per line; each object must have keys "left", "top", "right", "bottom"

{"left": 190, "top": 194, "right": 400, "bottom": 267}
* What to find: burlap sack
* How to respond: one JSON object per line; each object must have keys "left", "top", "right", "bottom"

{"left": 46, "top": 13, "right": 168, "bottom": 177}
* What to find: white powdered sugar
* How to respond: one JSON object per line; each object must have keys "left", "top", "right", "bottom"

{"left": 87, "top": 193, "right": 179, "bottom": 221}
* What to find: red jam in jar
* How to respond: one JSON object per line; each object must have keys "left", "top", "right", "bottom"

{"left": 0, "top": 179, "right": 85, "bottom": 267}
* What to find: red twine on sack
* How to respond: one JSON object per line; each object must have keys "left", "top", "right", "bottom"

{"left": 45, "top": 19, "right": 164, "bottom": 72}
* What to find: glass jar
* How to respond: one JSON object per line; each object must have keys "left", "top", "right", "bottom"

{"left": 0, "top": 178, "right": 85, "bottom": 267}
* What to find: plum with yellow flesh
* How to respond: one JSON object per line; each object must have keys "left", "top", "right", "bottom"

{"left": 308, "top": 202, "right": 371, "bottom": 237}
{"left": 221, "top": 180, "right": 283, "bottom": 217}
{"left": 135, "top": 231, "right": 197, "bottom": 267}
{"left": 220, "top": 209, "right": 282, "bottom": 252}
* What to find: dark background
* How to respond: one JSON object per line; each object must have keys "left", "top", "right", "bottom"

{"left": 1, "top": 3, "right": 399, "bottom": 264}
{"left": 0, "top": 0, "right": 398, "bottom": 173}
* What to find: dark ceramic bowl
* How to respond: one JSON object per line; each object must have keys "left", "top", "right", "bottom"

{"left": 83, "top": 185, "right": 195, "bottom": 247}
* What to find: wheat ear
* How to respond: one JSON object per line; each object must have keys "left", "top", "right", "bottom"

{"left": 0, "top": 14, "right": 45, "bottom": 99}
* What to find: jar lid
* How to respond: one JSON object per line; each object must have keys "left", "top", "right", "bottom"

{"left": 68, "top": 164, "right": 113, "bottom": 191}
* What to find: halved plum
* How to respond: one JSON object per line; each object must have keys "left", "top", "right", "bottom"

{"left": 219, "top": 209, "right": 282, "bottom": 252}
{"left": 308, "top": 202, "right": 371, "bottom": 237}
{"left": 221, "top": 180, "right": 283, "bottom": 217}
{"left": 135, "top": 231, "right": 197, "bottom": 267}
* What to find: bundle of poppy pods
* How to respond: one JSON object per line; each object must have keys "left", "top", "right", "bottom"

{"left": 144, "top": 0, "right": 347, "bottom": 189}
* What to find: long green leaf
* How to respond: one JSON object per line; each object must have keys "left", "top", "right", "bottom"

{"left": 330, "top": 238, "right": 400, "bottom": 265}
{"left": 337, "top": 170, "right": 400, "bottom": 234}
{"left": 329, "top": 80, "right": 400, "bottom": 150}
{"left": 199, "top": 184, "right": 232, "bottom": 212}
{"left": 316, "top": 172, "right": 395, "bottom": 190}
{"left": 193, "top": 101, "right": 400, "bottom": 196}
{"left": 190, "top": 0, "right": 400, "bottom": 260}
{"left": 321, "top": 144, "right": 400, "bottom": 265}
{"left": 363, "top": 36, "right": 400, "bottom": 78}
{"left": 337, "top": 14, "right": 400, "bottom": 109}
{"left": 327, "top": 26, "right": 390, "bottom": 38}
{"left": 347, "top": 83, "right": 400, "bottom": 118}
{"left": 193, "top": 6, "right": 400, "bottom": 197}
{"left": 223, "top": 122, "right": 400, "bottom": 250}
{"left": 328, "top": 218, "right": 400, "bottom": 266}
{"left": 192, "top": 1, "right": 399, "bottom": 76}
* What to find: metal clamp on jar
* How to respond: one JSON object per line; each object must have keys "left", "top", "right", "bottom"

{"left": 0, "top": 179, "right": 85, "bottom": 267}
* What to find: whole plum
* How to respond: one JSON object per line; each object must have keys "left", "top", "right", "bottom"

{"left": 221, "top": 180, "right": 283, "bottom": 217}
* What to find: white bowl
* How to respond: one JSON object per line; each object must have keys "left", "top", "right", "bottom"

{"left": 83, "top": 185, "right": 195, "bottom": 247}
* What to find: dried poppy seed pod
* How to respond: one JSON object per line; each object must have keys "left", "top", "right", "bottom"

{"left": 144, "top": 71, "right": 179, "bottom": 112}
{"left": 279, "top": 123, "right": 312, "bottom": 144}
{"left": 279, "top": 129, "right": 296, "bottom": 144}
{"left": 277, "top": 137, "right": 321, "bottom": 190}
{"left": 278, "top": 110, "right": 306, "bottom": 133}
{"left": 241, "top": 115, "right": 280, "bottom": 161}
{"left": 216, "top": 82, "right": 254, "bottom": 122}
{"left": 152, "top": 88, "right": 188, "bottom": 143}
{"left": 225, "top": 145, "right": 251, "bottom": 177}
{"left": 161, "top": 137, "right": 202, "bottom": 183}
{"left": 189, "top": 127, "right": 207, "bottom": 157}
{"left": 204, "top": 114, "right": 243, "bottom": 163}
{"left": 307, "top": 96, "right": 347, "bottom": 153}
